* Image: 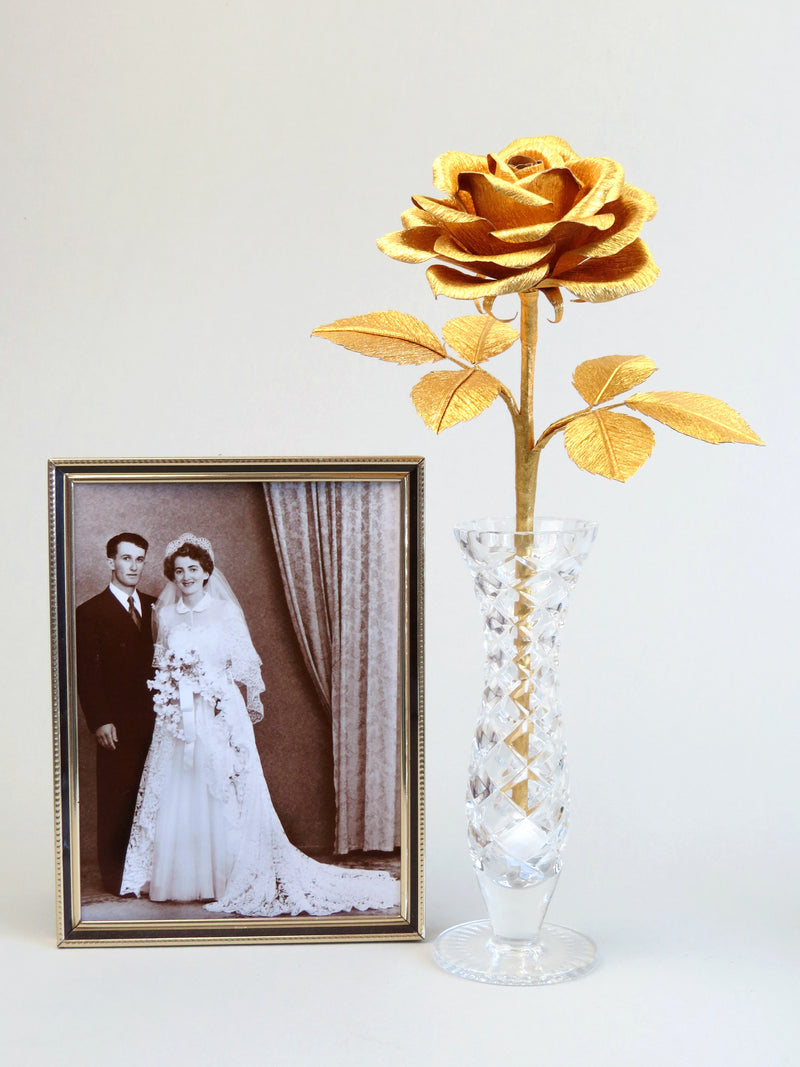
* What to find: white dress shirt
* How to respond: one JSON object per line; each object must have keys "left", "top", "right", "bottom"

{"left": 108, "top": 583, "right": 143, "bottom": 615}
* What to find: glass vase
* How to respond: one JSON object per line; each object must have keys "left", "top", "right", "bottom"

{"left": 433, "top": 518, "right": 599, "bottom": 986}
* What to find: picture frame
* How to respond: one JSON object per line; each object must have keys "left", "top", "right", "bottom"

{"left": 49, "top": 456, "right": 424, "bottom": 947}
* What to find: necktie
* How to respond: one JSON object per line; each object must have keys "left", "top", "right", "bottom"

{"left": 128, "top": 596, "right": 142, "bottom": 631}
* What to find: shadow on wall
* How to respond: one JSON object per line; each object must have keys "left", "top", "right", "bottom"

{"left": 74, "top": 480, "right": 336, "bottom": 876}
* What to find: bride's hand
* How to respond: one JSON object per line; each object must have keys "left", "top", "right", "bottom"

{"left": 95, "top": 723, "right": 118, "bottom": 750}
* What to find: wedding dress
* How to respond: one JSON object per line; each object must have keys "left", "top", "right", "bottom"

{"left": 120, "top": 573, "right": 399, "bottom": 917}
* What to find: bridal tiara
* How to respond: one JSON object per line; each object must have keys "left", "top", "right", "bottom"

{"left": 163, "top": 533, "right": 215, "bottom": 561}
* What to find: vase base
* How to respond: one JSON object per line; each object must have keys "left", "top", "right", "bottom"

{"left": 433, "top": 920, "right": 596, "bottom": 986}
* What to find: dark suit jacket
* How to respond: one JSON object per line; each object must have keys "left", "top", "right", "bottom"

{"left": 76, "top": 587, "right": 157, "bottom": 738}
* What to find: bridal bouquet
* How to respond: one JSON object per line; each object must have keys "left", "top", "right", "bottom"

{"left": 313, "top": 137, "right": 762, "bottom": 524}
{"left": 149, "top": 648, "right": 224, "bottom": 739}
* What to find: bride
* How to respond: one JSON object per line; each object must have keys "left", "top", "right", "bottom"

{"left": 120, "top": 534, "right": 399, "bottom": 917}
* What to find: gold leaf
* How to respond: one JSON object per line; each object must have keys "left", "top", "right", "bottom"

{"left": 564, "top": 410, "right": 655, "bottom": 481}
{"left": 312, "top": 311, "right": 446, "bottom": 365}
{"left": 442, "top": 315, "right": 519, "bottom": 363}
{"left": 573, "top": 355, "right": 657, "bottom": 405}
{"left": 626, "top": 392, "right": 764, "bottom": 445}
{"left": 411, "top": 367, "right": 501, "bottom": 432}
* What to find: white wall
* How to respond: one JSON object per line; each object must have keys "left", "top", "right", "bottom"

{"left": 2, "top": 1, "right": 798, "bottom": 1064}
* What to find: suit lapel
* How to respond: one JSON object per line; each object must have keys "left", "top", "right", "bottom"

{"left": 141, "top": 597, "right": 153, "bottom": 637}
{"left": 102, "top": 586, "right": 129, "bottom": 625}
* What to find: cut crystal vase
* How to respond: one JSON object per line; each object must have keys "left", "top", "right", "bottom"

{"left": 433, "top": 518, "right": 599, "bottom": 986}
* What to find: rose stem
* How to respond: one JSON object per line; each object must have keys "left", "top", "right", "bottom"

{"left": 514, "top": 289, "right": 541, "bottom": 531}
{"left": 511, "top": 289, "right": 541, "bottom": 790}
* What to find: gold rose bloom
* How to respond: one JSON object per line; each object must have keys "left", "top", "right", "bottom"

{"left": 377, "top": 136, "right": 659, "bottom": 303}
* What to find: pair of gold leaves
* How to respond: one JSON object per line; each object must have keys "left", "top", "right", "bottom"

{"left": 312, "top": 311, "right": 763, "bottom": 481}
{"left": 564, "top": 354, "right": 762, "bottom": 481}
{"left": 312, "top": 310, "right": 518, "bottom": 432}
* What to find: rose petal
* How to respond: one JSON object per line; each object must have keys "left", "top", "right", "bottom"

{"left": 574, "top": 186, "right": 659, "bottom": 259}
{"left": 547, "top": 217, "right": 633, "bottom": 274}
{"left": 411, "top": 193, "right": 500, "bottom": 255}
{"left": 455, "top": 187, "right": 477, "bottom": 216}
{"left": 491, "top": 222, "right": 556, "bottom": 243}
{"left": 551, "top": 239, "right": 659, "bottom": 302}
{"left": 563, "top": 158, "right": 626, "bottom": 220}
{"left": 495, "top": 136, "right": 578, "bottom": 170}
{"left": 410, "top": 192, "right": 474, "bottom": 222}
{"left": 458, "top": 172, "right": 553, "bottom": 231}
{"left": 377, "top": 227, "right": 439, "bottom": 263}
{"left": 637, "top": 186, "right": 658, "bottom": 221}
{"left": 432, "top": 151, "right": 491, "bottom": 194}
{"left": 434, "top": 233, "right": 555, "bottom": 270}
{"left": 426, "top": 263, "right": 550, "bottom": 300}
{"left": 492, "top": 216, "right": 614, "bottom": 248}
{"left": 486, "top": 154, "right": 519, "bottom": 182}
{"left": 401, "top": 207, "right": 435, "bottom": 230}
{"left": 480, "top": 171, "right": 557, "bottom": 209}
{"left": 491, "top": 222, "right": 557, "bottom": 244}
{"left": 521, "top": 167, "right": 584, "bottom": 216}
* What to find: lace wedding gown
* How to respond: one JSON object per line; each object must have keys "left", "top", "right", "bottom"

{"left": 120, "top": 595, "right": 399, "bottom": 916}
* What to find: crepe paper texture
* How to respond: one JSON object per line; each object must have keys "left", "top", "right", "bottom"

{"left": 313, "top": 137, "right": 762, "bottom": 526}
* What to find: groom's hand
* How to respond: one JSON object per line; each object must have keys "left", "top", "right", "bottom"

{"left": 96, "top": 723, "right": 118, "bottom": 750}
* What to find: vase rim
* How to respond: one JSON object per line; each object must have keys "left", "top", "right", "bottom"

{"left": 455, "top": 517, "right": 598, "bottom": 536}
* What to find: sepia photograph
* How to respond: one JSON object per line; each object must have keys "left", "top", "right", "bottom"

{"left": 50, "top": 457, "right": 424, "bottom": 945}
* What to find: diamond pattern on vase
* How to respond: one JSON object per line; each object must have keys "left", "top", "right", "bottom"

{"left": 479, "top": 740, "right": 528, "bottom": 790}
{"left": 458, "top": 520, "right": 597, "bottom": 892}
{"left": 503, "top": 718, "right": 556, "bottom": 770}
{"left": 473, "top": 719, "right": 500, "bottom": 756}
{"left": 468, "top": 768, "right": 492, "bottom": 804}
{"left": 469, "top": 787, "right": 522, "bottom": 842}
{"left": 498, "top": 815, "right": 549, "bottom": 864}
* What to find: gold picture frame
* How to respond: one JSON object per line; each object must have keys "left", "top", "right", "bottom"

{"left": 50, "top": 457, "right": 424, "bottom": 946}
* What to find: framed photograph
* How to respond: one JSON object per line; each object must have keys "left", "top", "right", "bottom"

{"left": 50, "top": 457, "right": 424, "bottom": 946}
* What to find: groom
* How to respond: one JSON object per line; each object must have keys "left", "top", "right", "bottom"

{"left": 76, "top": 533, "right": 156, "bottom": 895}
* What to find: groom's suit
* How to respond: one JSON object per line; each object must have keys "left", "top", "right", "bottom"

{"left": 76, "top": 588, "right": 156, "bottom": 894}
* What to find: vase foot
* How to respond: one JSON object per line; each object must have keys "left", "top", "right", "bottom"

{"left": 433, "top": 920, "right": 596, "bottom": 986}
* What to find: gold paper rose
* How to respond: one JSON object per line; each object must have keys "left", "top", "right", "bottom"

{"left": 313, "top": 138, "right": 762, "bottom": 527}
{"left": 376, "top": 136, "right": 659, "bottom": 311}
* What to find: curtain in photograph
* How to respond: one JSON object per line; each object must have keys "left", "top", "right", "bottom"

{"left": 263, "top": 480, "right": 401, "bottom": 854}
